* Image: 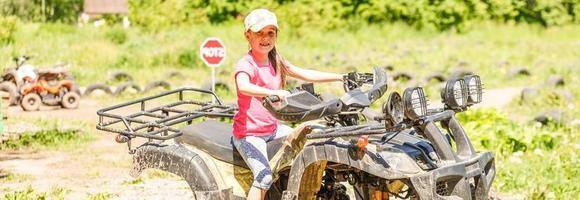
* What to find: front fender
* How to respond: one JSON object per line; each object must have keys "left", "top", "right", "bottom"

{"left": 130, "top": 143, "right": 234, "bottom": 199}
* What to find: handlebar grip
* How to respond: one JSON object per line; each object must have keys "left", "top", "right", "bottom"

{"left": 264, "top": 95, "right": 281, "bottom": 103}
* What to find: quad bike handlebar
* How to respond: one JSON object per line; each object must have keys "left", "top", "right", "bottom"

{"left": 262, "top": 67, "right": 388, "bottom": 123}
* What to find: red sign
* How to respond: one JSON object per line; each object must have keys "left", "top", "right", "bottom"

{"left": 200, "top": 37, "right": 226, "bottom": 67}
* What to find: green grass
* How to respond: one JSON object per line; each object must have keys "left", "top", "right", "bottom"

{"left": 457, "top": 108, "right": 579, "bottom": 199}
{"left": 2, "top": 185, "right": 70, "bottom": 200}
{"left": 87, "top": 192, "right": 114, "bottom": 200}
{"left": 0, "top": 118, "right": 94, "bottom": 151}
{"left": 0, "top": 170, "right": 33, "bottom": 183}
{"left": 1, "top": 22, "right": 578, "bottom": 92}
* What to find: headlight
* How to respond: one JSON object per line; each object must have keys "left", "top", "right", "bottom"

{"left": 442, "top": 78, "right": 468, "bottom": 110}
{"left": 464, "top": 75, "right": 482, "bottom": 106}
{"left": 383, "top": 92, "right": 404, "bottom": 127}
{"left": 403, "top": 87, "right": 427, "bottom": 120}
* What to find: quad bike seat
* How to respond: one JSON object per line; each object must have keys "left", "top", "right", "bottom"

{"left": 176, "top": 120, "right": 287, "bottom": 168}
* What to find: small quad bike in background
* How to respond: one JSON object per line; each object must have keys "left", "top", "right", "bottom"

{"left": 97, "top": 67, "right": 495, "bottom": 199}
{"left": 19, "top": 73, "right": 80, "bottom": 111}
{"left": 0, "top": 55, "right": 80, "bottom": 111}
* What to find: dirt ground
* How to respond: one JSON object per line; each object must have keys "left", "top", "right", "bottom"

{"left": 0, "top": 88, "right": 525, "bottom": 199}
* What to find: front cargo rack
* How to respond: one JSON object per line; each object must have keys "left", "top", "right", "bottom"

{"left": 96, "top": 87, "right": 237, "bottom": 141}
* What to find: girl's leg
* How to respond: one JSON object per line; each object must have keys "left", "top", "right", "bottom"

{"left": 233, "top": 136, "right": 273, "bottom": 200}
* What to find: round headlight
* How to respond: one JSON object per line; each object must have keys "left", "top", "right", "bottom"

{"left": 442, "top": 78, "right": 468, "bottom": 110}
{"left": 382, "top": 92, "right": 404, "bottom": 127}
{"left": 403, "top": 87, "right": 427, "bottom": 120}
{"left": 464, "top": 75, "right": 482, "bottom": 106}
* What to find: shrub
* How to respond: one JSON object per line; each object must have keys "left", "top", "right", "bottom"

{"left": 0, "top": 16, "right": 19, "bottom": 44}
{"left": 105, "top": 27, "right": 128, "bottom": 45}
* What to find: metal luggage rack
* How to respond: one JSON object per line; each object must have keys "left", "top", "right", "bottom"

{"left": 96, "top": 87, "right": 237, "bottom": 141}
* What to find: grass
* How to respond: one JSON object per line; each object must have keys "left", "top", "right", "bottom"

{"left": 457, "top": 108, "right": 579, "bottom": 199}
{"left": 0, "top": 118, "right": 94, "bottom": 151}
{"left": 87, "top": 192, "right": 114, "bottom": 200}
{"left": 2, "top": 185, "right": 70, "bottom": 200}
{"left": 0, "top": 169, "right": 33, "bottom": 183}
{"left": 1, "top": 22, "right": 578, "bottom": 92}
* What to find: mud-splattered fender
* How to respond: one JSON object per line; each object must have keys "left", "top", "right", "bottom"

{"left": 129, "top": 143, "right": 234, "bottom": 199}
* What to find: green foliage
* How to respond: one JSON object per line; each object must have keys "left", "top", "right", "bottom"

{"left": 124, "top": 0, "right": 580, "bottom": 31}
{"left": 3, "top": 0, "right": 580, "bottom": 31}
{"left": 105, "top": 27, "right": 128, "bottom": 45}
{"left": 457, "top": 108, "right": 578, "bottom": 198}
{"left": 0, "top": 0, "right": 83, "bottom": 23}
{"left": 0, "top": 15, "right": 19, "bottom": 44}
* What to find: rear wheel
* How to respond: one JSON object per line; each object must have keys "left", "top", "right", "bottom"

{"left": 21, "top": 93, "right": 41, "bottom": 111}
{"left": 61, "top": 92, "right": 80, "bottom": 109}
{"left": 0, "top": 81, "right": 19, "bottom": 105}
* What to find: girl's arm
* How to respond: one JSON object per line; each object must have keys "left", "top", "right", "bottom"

{"left": 285, "top": 64, "right": 343, "bottom": 82}
{"left": 236, "top": 73, "right": 290, "bottom": 98}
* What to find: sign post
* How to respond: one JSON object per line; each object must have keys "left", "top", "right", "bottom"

{"left": 200, "top": 37, "right": 226, "bottom": 103}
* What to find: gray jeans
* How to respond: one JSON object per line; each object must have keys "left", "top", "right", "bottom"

{"left": 232, "top": 124, "right": 293, "bottom": 190}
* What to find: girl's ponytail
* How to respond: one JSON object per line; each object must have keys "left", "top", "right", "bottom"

{"left": 268, "top": 47, "right": 288, "bottom": 88}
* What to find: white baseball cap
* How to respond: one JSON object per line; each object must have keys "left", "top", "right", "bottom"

{"left": 244, "top": 8, "right": 278, "bottom": 32}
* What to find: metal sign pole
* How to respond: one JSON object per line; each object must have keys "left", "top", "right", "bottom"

{"left": 211, "top": 67, "right": 215, "bottom": 104}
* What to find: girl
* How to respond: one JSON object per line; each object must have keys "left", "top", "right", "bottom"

{"left": 233, "top": 8, "right": 343, "bottom": 200}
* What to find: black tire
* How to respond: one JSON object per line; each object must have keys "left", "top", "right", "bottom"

{"left": 546, "top": 75, "right": 565, "bottom": 87}
{"left": 201, "top": 80, "right": 230, "bottom": 92}
{"left": 143, "top": 80, "right": 171, "bottom": 93}
{"left": 109, "top": 71, "right": 133, "bottom": 82}
{"left": 520, "top": 87, "right": 538, "bottom": 103}
{"left": 83, "top": 83, "right": 113, "bottom": 96}
{"left": 393, "top": 72, "right": 413, "bottom": 82}
{"left": 424, "top": 72, "right": 446, "bottom": 83}
{"left": 166, "top": 71, "right": 184, "bottom": 79}
{"left": 0, "top": 81, "right": 19, "bottom": 106}
{"left": 21, "top": 93, "right": 41, "bottom": 111}
{"left": 508, "top": 67, "right": 531, "bottom": 78}
{"left": 381, "top": 64, "right": 394, "bottom": 71}
{"left": 534, "top": 110, "right": 564, "bottom": 125}
{"left": 61, "top": 92, "right": 80, "bottom": 109}
{"left": 113, "top": 82, "right": 142, "bottom": 96}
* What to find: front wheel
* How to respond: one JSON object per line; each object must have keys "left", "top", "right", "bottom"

{"left": 21, "top": 93, "right": 41, "bottom": 111}
{"left": 61, "top": 92, "right": 80, "bottom": 109}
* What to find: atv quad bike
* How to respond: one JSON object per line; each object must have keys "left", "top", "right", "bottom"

{"left": 19, "top": 74, "right": 80, "bottom": 111}
{"left": 96, "top": 67, "right": 495, "bottom": 199}
{"left": 1, "top": 55, "right": 79, "bottom": 108}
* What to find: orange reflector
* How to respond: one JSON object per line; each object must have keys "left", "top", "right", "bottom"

{"left": 357, "top": 135, "right": 369, "bottom": 151}
{"left": 115, "top": 134, "right": 129, "bottom": 143}
{"left": 373, "top": 191, "right": 389, "bottom": 200}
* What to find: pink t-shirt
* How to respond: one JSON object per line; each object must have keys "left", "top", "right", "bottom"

{"left": 233, "top": 53, "right": 282, "bottom": 139}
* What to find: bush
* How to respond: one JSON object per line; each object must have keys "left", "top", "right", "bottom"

{"left": 0, "top": 0, "right": 82, "bottom": 23}
{"left": 105, "top": 27, "right": 128, "bottom": 45}
{"left": 0, "top": 16, "right": 18, "bottom": 44}
{"left": 127, "top": 0, "right": 580, "bottom": 32}
{"left": 3, "top": 0, "right": 580, "bottom": 31}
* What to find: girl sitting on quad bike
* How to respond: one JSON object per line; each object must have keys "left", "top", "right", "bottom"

{"left": 234, "top": 8, "right": 344, "bottom": 200}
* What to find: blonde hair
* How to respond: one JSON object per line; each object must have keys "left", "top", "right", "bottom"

{"left": 268, "top": 47, "right": 288, "bottom": 88}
